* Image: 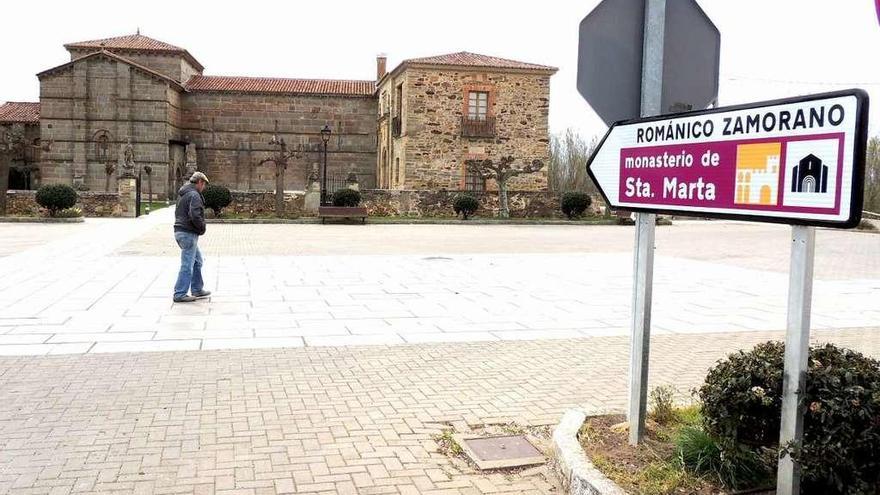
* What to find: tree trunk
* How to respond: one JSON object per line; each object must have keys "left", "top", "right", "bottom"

{"left": 0, "top": 155, "right": 9, "bottom": 216}
{"left": 275, "top": 164, "right": 285, "bottom": 218}
{"left": 147, "top": 176, "right": 153, "bottom": 213}
{"left": 498, "top": 180, "right": 510, "bottom": 218}
{"left": 105, "top": 172, "right": 111, "bottom": 192}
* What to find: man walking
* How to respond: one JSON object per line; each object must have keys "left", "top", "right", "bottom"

{"left": 173, "top": 172, "right": 211, "bottom": 303}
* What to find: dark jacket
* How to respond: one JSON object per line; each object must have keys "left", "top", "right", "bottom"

{"left": 173, "top": 183, "right": 206, "bottom": 235}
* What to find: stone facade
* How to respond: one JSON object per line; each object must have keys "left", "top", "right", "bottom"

{"left": 6, "top": 189, "right": 121, "bottom": 217}
{"left": 376, "top": 54, "right": 556, "bottom": 192}
{"left": 37, "top": 51, "right": 186, "bottom": 196}
{"left": 5, "top": 35, "right": 556, "bottom": 203}
{"left": 360, "top": 189, "right": 565, "bottom": 218}
{"left": 181, "top": 92, "right": 376, "bottom": 192}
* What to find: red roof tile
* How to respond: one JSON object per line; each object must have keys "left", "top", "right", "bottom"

{"left": 0, "top": 102, "right": 40, "bottom": 123}
{"left": 65, "top": 33, "right": 185, "bottom": 52}
{"left": 403, "top": 51, "right": 557, "bottom": 72}
{"left": 64, "top": 33, "right": 204, "bottom": 71}
{"left": 185, "top": 75, "right": 376, "bottom": 97}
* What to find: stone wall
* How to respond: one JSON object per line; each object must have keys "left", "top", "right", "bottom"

{"left": 67, "top": 48, "right": 201, "bottom": 83}
{"left": 218, "top": 190, "right": 309, "bottom": 218}
{"left": 5, "top": 190, "right": 121, "bottom": 217}
{"left": 377, "top": 66, "right": 553, "bottom": 192}
{"left": 360, "top": 189, "right": 564, "bottom": 218}
{"left": 181, "top": 92, "right": 378, "bottom": 192}
{"left": 38, "top": 52, "right": 184, "bottom": 197}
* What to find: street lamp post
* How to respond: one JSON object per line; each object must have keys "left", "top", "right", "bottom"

{"left": 320, "top": 125, "right": 331, "bottom": 206}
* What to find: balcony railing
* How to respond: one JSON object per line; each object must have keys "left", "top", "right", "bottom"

{"left": 392, "top": 116, "right": 402, "bottom": 138}
{"left": 461, "top": 115, "right": 496, "bottom": 138}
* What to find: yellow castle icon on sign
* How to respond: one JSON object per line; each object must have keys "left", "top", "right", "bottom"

{"left": 734, "top": 142, "right": 782, "bottom": 206}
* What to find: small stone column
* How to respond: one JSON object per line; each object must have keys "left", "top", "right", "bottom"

{"left": 304, "top": 166, "right": 321, "bottom": 214}
{"left": 116, "top": 177, "right": 137, "bottom": 218}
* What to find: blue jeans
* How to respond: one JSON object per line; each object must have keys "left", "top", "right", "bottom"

{"left": 173, "top": 231, "right": 204, "bottom": 299}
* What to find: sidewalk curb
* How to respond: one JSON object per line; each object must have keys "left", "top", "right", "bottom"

{"left": 552, "top": 408, "right": 627, "bottom": 495}
{"left": 0, "top": 216, "right": 84, "bottom": 223}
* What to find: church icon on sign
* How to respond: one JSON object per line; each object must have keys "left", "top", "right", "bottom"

{"left": 791, "top": 154, "right": 829, "bottom": 193}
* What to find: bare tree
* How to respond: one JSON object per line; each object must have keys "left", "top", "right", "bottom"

{"left": 259, "top": 135, "right": 301, "bottom": 218}
{"left": 864, "top": 136, "right": 880, "bottom": 214}
{"left": 0, "top": 124, "right": 50, "bottom": 215}
{"left": 465, "top": 156, "right": 544, "bottom": 218}
{"left": 548, "top": 128, "right": 599, "bottom": 194}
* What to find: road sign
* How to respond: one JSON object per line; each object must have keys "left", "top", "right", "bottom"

{"left": 577, "top": 0, "right": 720, "bottom": 125}
{"left": 588, "top": 90, "right": 870, "bottom": 228}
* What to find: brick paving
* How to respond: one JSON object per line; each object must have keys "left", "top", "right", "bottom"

{"left": 0, "top": 328, "right": 877, "bottom": 494}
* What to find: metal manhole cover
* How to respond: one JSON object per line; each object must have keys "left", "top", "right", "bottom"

{"left": 452, "top": 434, "right": 545, "bottom": 470}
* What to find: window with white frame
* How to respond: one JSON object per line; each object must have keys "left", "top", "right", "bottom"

{"left": 467, "top": 91, "right": 489, "bottom": 121}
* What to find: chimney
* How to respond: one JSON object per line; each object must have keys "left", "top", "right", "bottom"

{"left": 376, "top": 53, "right": 387, "bottom": 81}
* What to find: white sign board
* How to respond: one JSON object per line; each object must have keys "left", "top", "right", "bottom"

{"left": 588, "top": 90, "right": 870, "bottom": 228}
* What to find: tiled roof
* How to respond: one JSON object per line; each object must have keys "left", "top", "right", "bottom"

{"left": 0, "top": 102, "right": 40, "bottom": 123}
{"left": 185, "top": 75, "right": 376, "bottom": 96}
{"left": 64, "top": 33, "right": 204, "bottom": 71}
{"left": 65, "top": 33, "right": 185, "bottom": 52}
{"left": 403, "top": 51, "right": 557, "bottom": 72}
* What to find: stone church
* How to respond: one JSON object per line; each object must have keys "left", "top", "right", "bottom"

{"left": 0, "top": 33, "right": 556, "bottom": 198}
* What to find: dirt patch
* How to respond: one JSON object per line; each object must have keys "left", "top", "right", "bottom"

{"left": 579, "top": 415, "right": 724, "bottom": 495}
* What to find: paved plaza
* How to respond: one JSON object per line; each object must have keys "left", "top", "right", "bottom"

{"left": 0, "top": 209, "right": 878, "bottom": 355}
{"left": 0, "top": 211, "right": 878, "bottom": 494}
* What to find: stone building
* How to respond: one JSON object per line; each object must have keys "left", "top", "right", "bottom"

{"left": 3, "top": 33, "right": 556, "bottom": 198}
{"left": 376, "top": 52, "right": 557, "bottom": 191}
{"left": 0, "top": 102, "right": 42, "bottom": 190}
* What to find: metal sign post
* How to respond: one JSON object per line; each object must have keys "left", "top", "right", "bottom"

{"left": 628, "top": 0, "right": 664, "bottom": 446}
{"left": 777, "top": 225, "right": 816, "bottom": 494}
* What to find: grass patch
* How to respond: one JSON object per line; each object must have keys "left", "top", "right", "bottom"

{"left": 141, "top": 201, "right": 171, "bottom": 212}
{"left": 578, "top": 403, "right": 772, "bottom": 495}
{"left": 432, "top": 429, "right": 463, "bottom": 457}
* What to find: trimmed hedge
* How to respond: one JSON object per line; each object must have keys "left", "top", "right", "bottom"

{"left": 452, "top": 194, "right": 479, "bottom": 220}
{"left": 35, "top": 184, "right": 78, "bottom": 217}
{"left": 203, "top": 184, "right": 232, "bottom": 216}
{"left": 561, "top": 191, "right": 592, "bottom": 219}
{"left": 699, "top": 342, "right": 880, "bottom": 494}
{"left": 332, "top": 188, "right": 361, "bottom": 207}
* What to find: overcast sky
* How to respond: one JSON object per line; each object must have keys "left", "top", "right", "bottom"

{"left": 3, "top": 0, "right": 879, "bottom": 140}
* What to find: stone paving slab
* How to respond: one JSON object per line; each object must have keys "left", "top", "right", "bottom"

{"left": 0, "top": 209, "right": 877, "bottom": 356}
{"left": 0, "top": 328, "right": 877, "bottom": 494}
{"left": 0, "top": 250, "right": 877, "bottom": 355}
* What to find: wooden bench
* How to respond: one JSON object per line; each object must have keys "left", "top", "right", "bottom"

{"left": 318, "top": 206, "right": 368, "bottom": 224}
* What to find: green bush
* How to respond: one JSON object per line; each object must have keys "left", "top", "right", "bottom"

{"left": 332, "top": 188, "right": 361, "bottom": 207}
{"left": 203, "top": 184, "right": 232, "bottom": 216}
{"left": 35, "top": 184, "right": 78, "bottom": 217}
{"left": 699, "top": 342, "right": 880, "bottom": 494}
{"left": 452, "top": 194, "right": 479, "bottom": 220}
{"left": 561, "top": 191, "right": 592, "bottom": 219}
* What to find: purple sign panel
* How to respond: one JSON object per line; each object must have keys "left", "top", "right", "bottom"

{"left": 618, "top": 133, "right": 845, "bottom": 216}
{"left": 587, "top": 90, "right": 869, "bottom": 228}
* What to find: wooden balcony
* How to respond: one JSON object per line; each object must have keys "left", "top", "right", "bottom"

{"left": 461, "top": 115, "right": 496, "bottom": 138}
